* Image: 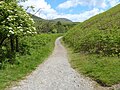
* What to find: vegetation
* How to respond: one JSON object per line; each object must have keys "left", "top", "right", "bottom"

{"left": 51, "top": 18, "right": 73, "bottom": 23}
{"left": 63, "top": 4, "right": 120, "bottom": 86}
{"left": 30, "top": 14, "right": 77, "bottom": 33}
{"left": 1, "top": 0, "right": 26, "bottom": 3}
{"left": 64, "top": 4, "right": 120, "bottom": 56}
{"left": 0, "top": 34, "right": 60, "bottom": 90}
{"left": 65, "top": 45, "right": 120, "bottom": 86}
{"left": 0, "top": 1, "right": 62, "bottom": 90}
{"left": 0, "top": 1, "right": 36, "bottom": 68}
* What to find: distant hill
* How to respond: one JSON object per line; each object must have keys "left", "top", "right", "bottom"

{"left": 52, "top": 18, "right": 73, "bottom": 23}
{"left": 28, "top": 13, "right": 44, "bottom": 21}
{"left": 28, "top": 13, "right": 73, "bottom": 24}
{"left": 28, "top": 13, "right": 77, "bottom": 33}
{"left": 31, "top": 14, "right": 44, "bottom": 21}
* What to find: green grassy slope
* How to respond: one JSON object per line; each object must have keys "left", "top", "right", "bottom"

{"left": 63, "top": 4, "right": 120, "bottom": 86}
{"left": 78, "top": 4, "right": 120, "bottom": 30}
{"left": 64, "top": 4, "right": 120, "bottom": 53}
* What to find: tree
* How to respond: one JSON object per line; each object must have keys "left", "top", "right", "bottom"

{"left": 0, "top": 1, "right": 36, "bottom": 63}
{"left": 56, "top": 21, "right": 62, "bottom": 33}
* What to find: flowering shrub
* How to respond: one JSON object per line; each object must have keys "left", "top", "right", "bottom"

{"left": 0, "top": 1, "right": 36, "bottom": 66}
{"left": 0, "top": 1, "right": 36, "bottom": 37}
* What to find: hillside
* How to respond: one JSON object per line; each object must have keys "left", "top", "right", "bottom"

{"left": 63, "top": 4, "right": 120, "bottom": 86}
{"left": 29, "top": 13, "right": 73, "bottom": 23}
{"left": 31, "top": 14, "right": 44, "bottom": 21}
{"left": 64, "top": 4, "right": 120, "bottom": 52}
{"left": 51, "top": 18, "right": 73, "bottom": 24}
{"left": 28, "top": 13, "right": 76, "bottom": 33}
{"left": 76, "top": 4, "right": 120, "bottom": 30}
{"left": 65, "top": 4, "right": 120, "bottom": 36}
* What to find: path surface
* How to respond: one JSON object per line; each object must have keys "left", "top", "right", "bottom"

{"left": 9, "top": 37, "right": 97, "bottom": 90}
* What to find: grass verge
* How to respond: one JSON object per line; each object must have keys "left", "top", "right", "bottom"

{"left": 0, "top": 34, "right": 61, "bottom": 90}
{"left": 62, "top": 40, "right": 120, "bottom": 87}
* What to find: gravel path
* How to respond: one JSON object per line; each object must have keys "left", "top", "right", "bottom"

{"left": 9, "top": 37, "right": 98, "bottom": 90}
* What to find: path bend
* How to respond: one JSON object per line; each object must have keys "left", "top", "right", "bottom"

{"left": 9, "top": 37, "right": 97, "bottom": 90}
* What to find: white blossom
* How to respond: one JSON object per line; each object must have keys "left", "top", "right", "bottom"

{"left": 9, "top": 30, "right": 14, "bottom": 34}
{"left": 9, "top": 27, "right": 12, "bottom": 30}
{"left": 27, "top": 31, "right": 32, "bottom": 34}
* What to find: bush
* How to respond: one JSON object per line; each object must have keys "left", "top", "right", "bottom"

{"left": 80, "top": 29, "right": 120, "bottom": 56}
{"left": 0, "top": 1, "right": 36, "bottom": 66}
{"left": 64, "top": 28, "right": 120, "bottom": 56}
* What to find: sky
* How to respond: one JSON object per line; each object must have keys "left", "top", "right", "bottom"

{"left": 19, "top": 0, "right": 120, "bottom": 22}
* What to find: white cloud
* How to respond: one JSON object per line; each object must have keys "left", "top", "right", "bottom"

{"left": 57, "top": 0, "right": 80, "bottom": 9}
{"left": 107, "top": 0, "right": 120, "bottom": 7}
{"left": 53, "top": 8, "right": 103, "bottom": 22}
{"left": 57, "top": 0, "right": 111, "bottom": 9}
{"left": 19, "top": 0, "right": 120, "bottom": 22}
{"left": 19, "top": 0, "right": 57, "bottom": 18}
{"left": 20, "top": 0, "right": 50, "bottom": 9}
{"left": 36, "top": 8, "right": 103, "bottom": 22}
